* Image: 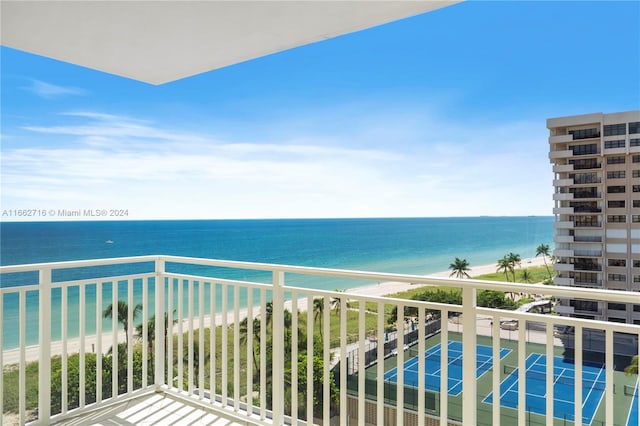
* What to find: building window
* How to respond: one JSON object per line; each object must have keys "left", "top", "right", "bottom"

{"left": 634, "top": 155, "right": 640, "bottom": 163}
{"left": 607, "top": 185, "right": 625, "bottom": 193}
{"left": 630, "top": 122, "right": 640, "bottom": 134}
{"left": 573, "top": 173, "right": 599, "bottom": 184}
{"left": 634, "top": 305, "right": 640, "bottom": 312}
{"left": 608, "top": 317, "right": 627, "bottom": 323}
{"left": 634, "top": 200, "right": 640, "bottom": 208}
{"left": 604, "top": 123, "right": 627, "bottom": 136}
{"left": 633, "top": 215, "right": 640, "bottom": 223}
{"left": 608, "top": 200, "right": 625, "bottom": 208}
{"left": 574, "top": 216, "right": 599, "bottom": 227}
{"left": 634, "top": 185, "right": 640, "bottom": 192}
{"left": 571, "top": 143, "right": 598, "bottom": 156}
{"left": 608, "top": 273, "right": 627, "bottom": 282}
{"left": 634, "top": 260, "right": 640, "bottom": 268}
{"left": 569, "top": 128, "right": 600, "bottom": 140}
{"left": 635, "top": 275, "right": 640, "bottom": 283}
{"left": 607, "top": 156, "right": 625, "bottom": 164}
{"left": 572, "top": 300, "right": 599, "bottom": 312}
{"left": 570, "top": 158, "right": 600, "bottom": 169}
{"left": 631, "top": 138, "right": 640, "bottom": 147}
{"left": 608, "top": 259, "right": 626, "bottom": 267}
{"left": 605, "top": 139, "right": 626, "bottom": 149}
{"left": 608, "top": 215, "right": 626, "bottom": 223}
{"left": 608, "top": 303, "right": 627, "bottom": 311}
{"left": 608, "top": 170, "right": 625, "bottom": 179}
{"left": 634, "top": 170, "right": 640, "bottom": 178}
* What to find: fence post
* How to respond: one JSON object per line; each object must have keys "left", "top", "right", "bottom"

{"left": 272, "top": 270, "right": 285, "bottom": 424}
{"left": 155, "top": 257, "right": 166, "bottom": 388}
{"left": 38, "top": 267, "right": 52, "bottom": 423}
{"left": 462, "top": 285, "right": 477, "bottom": 425}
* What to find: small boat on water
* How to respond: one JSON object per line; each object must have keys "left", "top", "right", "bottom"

{"left": 105, "top": 240, "right": 114, "bottom": 244}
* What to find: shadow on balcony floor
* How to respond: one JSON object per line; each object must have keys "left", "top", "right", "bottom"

{"left": 51, "top": 392, "right": 254, "bottom": 426}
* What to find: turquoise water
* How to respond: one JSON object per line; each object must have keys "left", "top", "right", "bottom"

{"left": 0, "top": 217, "right": 553, "bottom": 349}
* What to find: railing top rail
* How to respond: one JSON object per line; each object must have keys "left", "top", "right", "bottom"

{"left": 1, "top": 255, "right": 640, "bottom": 304}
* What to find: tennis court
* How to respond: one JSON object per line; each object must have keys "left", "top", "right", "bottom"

{"left": 484, "top": 353, "right": 605, "bottom": 424}
{"left": 383, "top": 341, "right": 511, "bottom": 396}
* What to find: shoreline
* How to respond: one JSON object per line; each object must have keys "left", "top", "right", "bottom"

{"left": 2, "top": 257, "right": 548, "bottom": 364}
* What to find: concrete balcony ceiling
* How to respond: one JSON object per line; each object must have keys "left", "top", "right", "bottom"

{"left": 1, "top": 0, "right": 459, "bottom": 85}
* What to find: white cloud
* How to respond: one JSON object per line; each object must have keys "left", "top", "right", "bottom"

{"left": 0, "top": 110, "right": 553, "bottom": 220}
{"left": 23, "top": 80, "right": 88, "bottom": 98}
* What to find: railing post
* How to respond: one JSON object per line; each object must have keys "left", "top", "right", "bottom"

{"left": 272, "top": 270, "right": 285, "bottom": 424}
{"left": 462, "top": 285, "right": 477, "bottom": 425}
{"left": 38, "top": 267, "right": 52, "bottom": 423}
{"left": 155, "top": 257, "right": 166, "bottom": 388}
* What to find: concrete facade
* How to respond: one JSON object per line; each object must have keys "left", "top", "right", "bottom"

{"left": 549, "top": 110, "right": 640, "bottom": 323}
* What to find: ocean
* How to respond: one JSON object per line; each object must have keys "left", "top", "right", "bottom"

{"left": 0, "top": 217, "right": 554, "bottom": 349}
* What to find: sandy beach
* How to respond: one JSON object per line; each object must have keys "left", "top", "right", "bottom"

{"left": 3, "top": 257, "right": 548, "bottom": 364}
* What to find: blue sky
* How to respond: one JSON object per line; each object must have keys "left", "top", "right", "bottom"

{"left": 2, "top": 1, "right": 639, "bottom": 220}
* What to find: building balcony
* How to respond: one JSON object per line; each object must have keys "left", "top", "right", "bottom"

{"left": 553, "top": 164, "right": 574, "bottom": 173}
{"left": 1, "top": 256, "right": 639, "bottom": 426}
{"left": 553, "top": 178, "right": 574, "bottom": 187}
{"left": 555, "top": 262, "right": 575, "bottom": 272}
{"left": 554, "top": 235, "right": 575, "bottom": 243}
{"left": 574, "top": 250, "right": 603, "bottom": 257}
{"left": 549, "top": 134, "right": 574, "bottom": 144}
{"left": 553, "top": 249, "right": 574, "bottom": 257}
{"left": 574, "top": 235, "right": 603, "bottom": 243}
{"left": 554, "top": 221, "right": 575, "bottom": 229}
{"left": 554, "top": 277, "right": 574, "bottom": 286}
{"left": 549, "top": 149, "right": 574, "bottom": 160}
{"left": 552, "top": 207, "right": 574, "bottom": 215}
{"left": 553, "top": 192, "right": 574, "bottom": 201}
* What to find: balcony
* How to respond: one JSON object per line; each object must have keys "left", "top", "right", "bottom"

{"left": 553, "top": 249, "right": 574, "bottom": 257}
{"left": 553, "top": 164, "right": 574, "bottom": 173}
{"left": 574, "top": 235, "right": 603, "bottom": 243}
{"left": 552, "top": 178, "right": 573, "bottom": 187}
{"left": 549, "top": 149, "right": 574, "bottom": 160}
{"left": 552, "top": 207, "right": 574, "bottom": 215}
{"left": 553, "top": 192, "right": 574, "bottom": 201}
{"left": 554, "top": 221, "right": 575, "bottom": 229}
{"left": 1, "top": 256, "right": 639, "bottom": 426}
{"left": 574, "top": 250, "right": 603, "bottom": 257}
{"left": 554, "top": 235, "right": 574, "bottom": 243}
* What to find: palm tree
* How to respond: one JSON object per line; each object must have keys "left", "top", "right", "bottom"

{"left": 239, "top": 317, "right": 261, "bottom": 372}
{"left": 103, "top": 300, "right": 142, "bottom": 346}
{"left": 313, "top": 298, "right": 324, "bottom": 340}
{"left": 330, "top": 290, "right": 344, "bottom": 317}
{"left": 135, "top": 310, "right": 177, "bottom": 355}
{"left": 521, "top": 269, "right": 533, "bottom": 283}
{"left": 536, "top": 243, "right": 553, "bottom": 280}
{"left": 448, "top": 257, "right": 471, "bottom": 279}
{"left": 507, "top": 252, "right": 521, "bottom": 281}
{"left": 497, "top": 257, "right": 512, "bottom": 282}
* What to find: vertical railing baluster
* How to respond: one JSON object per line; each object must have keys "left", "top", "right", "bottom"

{"left": 323, "top": 295, "right": 330, "bottom": 425}
{"left": 396, "top": 302, "right": 404, "bottom": 426}
{"left": 574, "top": 325, "right": 583, "bottom": 425}
{"left": 605, "top": 328, "right": 614, "bottom": 425}
{"left": 517, "top": 319, "right": 526, "bottom": 426}
{"left": 19, "top": 291, "right": 26, "bottom": 425}
{"left": 112, "top": 281, "right": 118, "bottom": 398}
{"left": 291, "top": 290, "right": 299, "bottom": 426}
{"left": 221, "top": 284, "right": 228, "bottom": 406}
{"left": 272, "top": 271, "right": 285, "bottom": 424}
{"left": 440, "top": 308, "right": 448, "bottom": 426}
{"left": 418, "top": 306, "right": 425, "bottom": 426}
{"left": 62, "top": 286, "right": 68, "bottom": 413}
{"left": 142, "top": 278, "right": 148, "bottom": 389}
{"left": 167, "top": 276, "right": 174, "bottom": 389}
{"left": 492, "top": 314, "right": 501, "bottom": 426}
{"left": 209, "top": 282, "right": 216, "bottom": 407}
{"left": 306, "top": 294, "right": 313, "bottom": 423}
{"left": 234, "top": 285, "right": 240, "bottom": 411}
{"left": 199, "top": 281, "right": 205, "bottom": 400}
{"left": 96, "top": 282, "right": 103, "bottom": 403}
{"left": 546, "top": 320, "right": 554, "bottom": 425}
{"left": 462, "top": 286, "right": 477, "bottom": 424}
{"left": 358, "top": 299, "right": 366, "bottom": 426}
{"left": 178, "top": 279, "right": 184, "bottom": 392}
{"left": 376, "top": 301, "right": 385, "bottom": 426}
{"left": 339, "top": 295, "right": 347, "bottom": 426}
{"left": 80, "top": 283, "right": 86, "bottom": 407}
{"left": 127, "top": 280, "right": 133, "bottom": 394}
{"left": 155, "top": 257, "right": 166, "bottom": 389}
{"left": 38, "top": 267, "right": 52, "bottom": 422}
{"left": 188, "top": 279, "right": 194, "bottom": 395}
{"left": 261, "top": 290, "right": 268, "bottom": 420}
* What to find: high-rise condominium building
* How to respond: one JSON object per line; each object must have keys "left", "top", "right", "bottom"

{"left": 549, "top": 110, "right": 640, "bottom": 324}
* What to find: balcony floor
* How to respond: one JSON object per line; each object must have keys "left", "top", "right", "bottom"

{"left": 51, "top": 392, "right": 254, "bottom": 426}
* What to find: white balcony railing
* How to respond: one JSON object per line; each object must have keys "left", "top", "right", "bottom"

{"left": 1, "top": 256, "right": 640, "bottom": 426}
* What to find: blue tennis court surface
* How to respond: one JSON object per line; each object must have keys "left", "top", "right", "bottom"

{"left": 383, "top": 341, "right": 511, "bottom": 396}
{"left": 627, "top": 381, "right": 639, "bottom": 426}
{"left": 484, "top": 353, "right": 605, "bottom": 425}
